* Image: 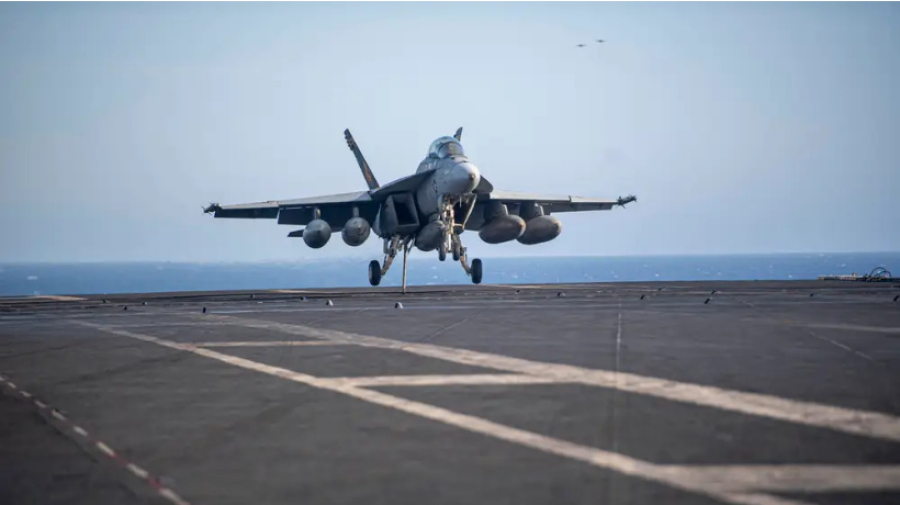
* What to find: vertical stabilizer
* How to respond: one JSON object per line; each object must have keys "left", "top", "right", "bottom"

{"left": 344, "top": 129, "right": 380, "bottom": 190}
{"left": 454, "top": 127, "right": 463, "bottom": 141}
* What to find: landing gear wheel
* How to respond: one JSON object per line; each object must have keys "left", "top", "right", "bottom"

{"left": 439, "top": 241, "right": 447, "bottom": 262}
{"left": 368, "top": 260, "right": 382, "bottom": 286}
{"left": 471, "top": 258, "right": 483, "bottom": 284}
{"left": 452, "top": 241, "right": 461, "bottom": 262}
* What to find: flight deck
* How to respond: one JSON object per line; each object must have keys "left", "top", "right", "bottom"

{"left": 2, "top": 280, "right": 899, "bottom": 505}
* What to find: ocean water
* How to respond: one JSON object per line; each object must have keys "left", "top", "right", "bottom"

{"left": 1, "top": 253, "right": 897, "bottom": 297}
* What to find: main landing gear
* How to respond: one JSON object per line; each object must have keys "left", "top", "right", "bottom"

{"left": 369, "top": 233, "right": 481, "bottom": 291}
{"left": 368, "top": 196, "right": 483, "bottom": 292}
{"left": 369, "top": 235, "right": 413, "bottom": 291}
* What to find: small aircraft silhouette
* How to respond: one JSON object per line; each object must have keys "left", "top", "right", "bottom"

{"left": 576, "top": 44, "right": 586, "bottom": 48}
{"left": 596, "top": 39, "right": 605, "bottom": 43}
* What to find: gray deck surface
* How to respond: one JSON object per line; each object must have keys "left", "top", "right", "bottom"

{"left": 2, "top": 280, "right": 899, "bottom": 505}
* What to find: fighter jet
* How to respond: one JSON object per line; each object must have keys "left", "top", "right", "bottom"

{"left": 576, "top": 43, "right": 587, "bottom": 48}
{"left": 596, "top": 39, "right": 605, "bottom": 43}
{"left": 204, "top": 128, "right": 636, "bottom": 291}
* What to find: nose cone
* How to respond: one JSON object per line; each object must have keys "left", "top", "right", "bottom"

{"left": 451, "top": 162, "right": 481, "bottom": 195}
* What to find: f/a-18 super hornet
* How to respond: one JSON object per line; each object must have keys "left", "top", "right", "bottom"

{"left": 203, "top": 128, "right": 636, "bottom": 291}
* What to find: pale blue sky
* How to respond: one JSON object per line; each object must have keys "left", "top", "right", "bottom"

{"left": 1, "top": 2, "right": 898, "bottom": 262}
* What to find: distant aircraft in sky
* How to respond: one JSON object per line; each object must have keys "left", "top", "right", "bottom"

{"left": 204, "top": 128, "right": 636, "bottom": 291}
{"left": 576, "top": 43, "right": 586, "bottom": 48}
{"left": 596, "top": 38, "right": 605, "bottom": 43}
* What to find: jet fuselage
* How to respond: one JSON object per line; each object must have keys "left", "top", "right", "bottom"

{"left": 413, "top": 136, "right": 481, "bottom": 219}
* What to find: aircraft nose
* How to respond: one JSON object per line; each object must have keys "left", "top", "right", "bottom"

{"left": 439, "top": 162, "right": 481, "bottom": 196}
{"left": 459, "top": 162, "right": 481, "bottom": 193}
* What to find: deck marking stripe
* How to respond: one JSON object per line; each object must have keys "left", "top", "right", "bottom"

{"left": 51, "top": 410, "right": 66, "bottom": 421}
{"left": 73, "top": 321, "right": 900, "bottom": 501}
{"left": 613, "top": 300, "right": 623, "bottom": 453}
{"left": 159, "top": 488, "right": 191, "bottom": 505}
{"left": 320, "top": 374, "right": 560, "bottom": 388}
{"left": 7, "top": 382, "right": 17, "bottom": 389}
{"left": 95, "top": 441, "right": 115, "bottom": 457}
{"left": 73, "top": 426, "right": 89, "bottom": 437}
{"left": 673, "top": 465, "right": 900, "bottom": 493}
{"left": 34, "top": 399, "right": 48, "bottom": 409}
{"left": 805, "top": 330, "right": 874, "bottom": 362}
{"left": 722, "top": 493, "right": 816, "bottom": 505}
{"left": 196, "top": 315, "right": 900, "bottom": 442}
{"left": 28, "top": 295, "right": 87, "bottom": 302}
{"left": 789, "top": 322, "right": 900, "bottom": 335}
{"left": 20, "top": 390, "right": 32, "bottom": 398}
{"left": 190, "top": 340, "right": 348, "bottom": 348}
{"left": 127, "top": 463, "right": 150, "bottom": 479}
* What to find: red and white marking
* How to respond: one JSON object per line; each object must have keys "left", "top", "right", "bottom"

{"left": 0, "top": 375, "right": 190, "bottom": 505}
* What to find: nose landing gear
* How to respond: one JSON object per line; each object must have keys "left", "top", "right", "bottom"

{"left": 438, "top": 195, "right": 483, "bottom": 284}
{"left": 438, "top": 197, "right": 482, "bottom": 284}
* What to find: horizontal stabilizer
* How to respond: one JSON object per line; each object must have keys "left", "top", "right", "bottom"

{"left": 287, "top": 229, "right": 304, "bottom": 238}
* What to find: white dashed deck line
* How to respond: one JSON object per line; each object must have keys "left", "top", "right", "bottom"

{"left": 190, "top": 340, "right": 348, "bottom": 348}
{"left": 7, "top": 382, "right": 17, "bottom": 389}
{"left": 321, "top": 374, "right": 560, "bottom": 388}
{"left": 95, "top": 441, "right": 116, "bottom": 457}
{"left": 0, "top": 369, "right": 191, "bottom": 505}
{"left": 127, "top": 463, "right": 150, "bottom": 479}
{"left": 804, "top": 330, "right": 874, "bottom": 362}
{"left": 159, "top": 488, "right": 192, "bottom": 505}
{"left": 197, "top": 315, "right": 900, "bottom": 443}
{"left": 73, "top": 321, "right": 900, "bottom": 502}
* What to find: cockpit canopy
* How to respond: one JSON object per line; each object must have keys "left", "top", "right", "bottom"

{"left": 428, "top": 136, "right": 465, "bottom": 158}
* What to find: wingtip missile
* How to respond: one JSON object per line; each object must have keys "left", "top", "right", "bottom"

{"left": 343, "top": 129, "right": 356, "bottom": 148}
{"left": 616, "top": 194, "right": 637, "bottom": 207}
{"left": 203, "top": 203, "right": 221, "bottom": 214}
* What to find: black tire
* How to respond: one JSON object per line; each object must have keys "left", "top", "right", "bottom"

{"left": 368, "top": 260, "right": 382, "bottom": 286}
{"left": 438, "top": 244, "right": 447, "bottom": 262}
{"left": 452, "top": 245, "right": 460, "bottom": 262}
{"left": 471, "top": 258, "right": 483, "bottom": 284}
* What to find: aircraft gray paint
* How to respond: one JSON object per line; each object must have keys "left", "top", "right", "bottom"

{"left": 203, "top": 128, "right": 636, "bottom": 291}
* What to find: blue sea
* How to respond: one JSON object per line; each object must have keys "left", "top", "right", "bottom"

{"left": 1, "top": 253, "right": 897, "bottom": 297}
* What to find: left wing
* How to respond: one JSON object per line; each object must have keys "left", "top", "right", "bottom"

{"left": 480, "top": 190, "right": 635, "bottom": 213}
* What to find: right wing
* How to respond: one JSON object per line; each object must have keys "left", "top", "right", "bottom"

{"left": 204, "top": 191, "right": 377, "bottom": 230}
{"left": 203, "top": 169, "right": 442, "bottom": 232}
